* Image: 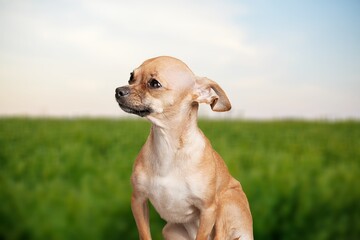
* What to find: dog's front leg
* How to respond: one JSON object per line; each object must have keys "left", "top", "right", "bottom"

{"left": 195, "top": 203, "right": 216, "bottom": 240}
{"left": 131, "top": 192, "right": 151, "bottom": 240}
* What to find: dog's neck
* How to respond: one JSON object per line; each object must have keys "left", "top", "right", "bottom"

{"left": 149, "top": 105, "right": 201, "bottom": 148}
{"left": 146, "top": 104, "right": 205, "bottom": 171}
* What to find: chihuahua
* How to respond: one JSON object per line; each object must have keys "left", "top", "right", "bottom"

{"left": 115, "top": 56, "right": 253, "bottom": 240}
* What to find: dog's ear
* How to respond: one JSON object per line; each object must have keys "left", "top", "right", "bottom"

{"left": 193, "top": 77, "right": 231, "bottom": 112}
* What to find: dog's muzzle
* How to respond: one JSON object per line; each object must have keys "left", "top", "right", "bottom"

{"left": 115, "top": 86, "right": 152, "bottom": 117}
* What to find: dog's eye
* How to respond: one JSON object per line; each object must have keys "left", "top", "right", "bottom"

{"left": 128, "top": 72, "right": 135, "bottom": 84}
{"left": 148, "top": 79, "right": 162, "bottom": 89}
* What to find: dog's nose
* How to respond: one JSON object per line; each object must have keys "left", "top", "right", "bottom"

{"left": 115, "top": 87, "right": 130, "bottom": 98}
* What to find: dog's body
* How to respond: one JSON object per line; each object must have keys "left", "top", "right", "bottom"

{"left": 115, "top": 56, "right": 253, "bottom": 240}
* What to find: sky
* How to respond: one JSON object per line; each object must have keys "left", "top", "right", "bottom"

{"left": 0, "top": 0, "right": 359, "bottom": 119}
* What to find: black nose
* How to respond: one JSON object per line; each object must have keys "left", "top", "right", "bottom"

{"left": 115, "top": 87, "right": 130, "bottom": 98}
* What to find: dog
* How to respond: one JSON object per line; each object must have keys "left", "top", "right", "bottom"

{"left": 115, "top": 56, "right": 253, "bottom": 240}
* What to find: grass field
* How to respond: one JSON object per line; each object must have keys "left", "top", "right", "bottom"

{"left": 0, "top": 118, "right": 359, "bottom": 240}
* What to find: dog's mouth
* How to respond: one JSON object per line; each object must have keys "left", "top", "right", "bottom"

{"left": 116, "top": 100, "right": 152, "bottom": 117}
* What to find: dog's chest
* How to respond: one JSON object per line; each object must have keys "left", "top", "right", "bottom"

{"left": 135, "top": 131, "right": 206, "bottom": 223}
{"left": 140, "top": 169, "right": 202, "bottom": 223}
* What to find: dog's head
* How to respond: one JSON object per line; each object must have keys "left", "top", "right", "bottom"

{"left": 115, "top": 56, "right": 231, "bottom": 122}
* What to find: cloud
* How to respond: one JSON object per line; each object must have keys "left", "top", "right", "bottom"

{"left": 1, "top": 0, "right": 359, "bottom": 119}
{"left": 75, "top": 0, "right": 258, "bottom": 66}
{"left": 0, "top": 0, "right": 259, "bottom": 117}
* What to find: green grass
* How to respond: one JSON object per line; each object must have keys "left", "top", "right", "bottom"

{"left": 0, "top": 118, "right": 359, "bottom": 240}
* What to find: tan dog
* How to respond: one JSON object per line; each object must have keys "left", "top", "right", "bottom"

{"left": 115, "top": 56, "right": 253, "bottom": 240}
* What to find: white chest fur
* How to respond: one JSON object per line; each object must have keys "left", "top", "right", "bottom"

{"left": 135, "top": 126, "right": 206, "bottom": 223}
{"left": 147, "top": 171, "right": 200, "bottom": 223}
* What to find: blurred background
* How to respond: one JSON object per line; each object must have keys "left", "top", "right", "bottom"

{"left": 1, "top": 1, "right": 359, "bottom": 240}
{"left": 0, "top": 0, "right": 359, "bottom": 119}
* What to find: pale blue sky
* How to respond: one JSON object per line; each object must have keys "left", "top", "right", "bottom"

{"left": 0, "top": 0, "right": 359, "bottom": 119}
